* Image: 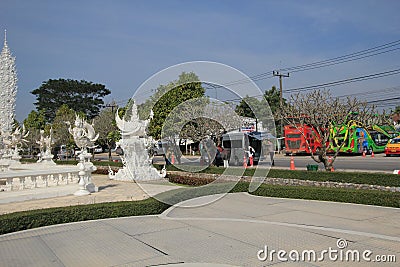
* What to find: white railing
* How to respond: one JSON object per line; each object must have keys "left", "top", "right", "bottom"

{"left": 0, "top": 167, "right": 79, "bottom": 192}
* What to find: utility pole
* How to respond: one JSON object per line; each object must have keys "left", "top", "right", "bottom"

{"left": 273, "top": 70, "right": 289, "bottom": 107}
{"left": 273, "top": 70, "right": 289, "bottom": 152}
{"left": 105, "top": 103, "right": 117, "bottom": 112}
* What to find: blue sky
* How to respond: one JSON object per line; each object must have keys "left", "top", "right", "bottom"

{"left": 1, "top": 0, "right": 400, "bottom": 121}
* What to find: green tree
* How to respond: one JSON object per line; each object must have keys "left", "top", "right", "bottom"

{"left": 31, "top": 79, "right": 111, "bottom": 122}
{"left": 264, "top": 86, "right": 284, "bottom": 115}
{"left": 235, "top": 93, "right": 276, "bottom": 134}
{"left": 51, "top": 104, "right": 76, "bottom": 152}
{"left": 265, "top": 86, "right": 286, "bottom": 137}
{"left": 23, "top": 110, "right": 47, "bottom": 156}
{"left": 235, "top": 97, "right": 256, "bottom": 118}
{"left": 23, "top": 110, "right": 46, "bottom": 130}
{"left": 93, "top": 106, "right": 120, "bottom": 160}
{"left": 142, "top": 72, "right": 205, "bottom": 139}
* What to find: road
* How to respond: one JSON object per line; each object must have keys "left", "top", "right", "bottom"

{"left": 271, "top": 153, "right": 400, "bottom": 172}
{"left": 93, "top": 152, "right": 400, "bottom": 173}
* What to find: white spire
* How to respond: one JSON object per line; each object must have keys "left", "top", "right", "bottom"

{"left": 3, "top": 29, "right": 8, "bottom": 50}
{"left": 0, "top": 30, "right": 18, "bottom": 133}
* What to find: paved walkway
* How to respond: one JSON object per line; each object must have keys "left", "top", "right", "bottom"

{"left": 0, "top": 191, "right": 399, "bottom": 266}
{"left": 0, "top": 175, "right": 178, "bottom": 215}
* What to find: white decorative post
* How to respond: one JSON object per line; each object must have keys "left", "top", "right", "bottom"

{"left": 68, "top": 115, "right": 99, "bottom": 196}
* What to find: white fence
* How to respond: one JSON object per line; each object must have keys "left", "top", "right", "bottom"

{"left": 0, "top": 167, "right": 79, "bottom": 192}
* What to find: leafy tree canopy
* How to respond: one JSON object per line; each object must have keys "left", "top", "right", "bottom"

{"left": 235, "top": 86, "right": 284, "bottom": 119}
{"left": 31, "top": 79, "right": 111, "bottom": 122}
{"left": 235, "top": 97, "right": 256, "bottom": 118}
{"left": 93, "top": 106, "right": 120, "bottom": 160}
{"left": 23, "top": 110, "right": 46, "bottom": 130}
{"left": 264, "top": 86, "right": 285, "bottom": 115}
{"left": 51, "top": 104, "right": 77, "bottom": 147}
{"left": 139, "top": 72, "right": 205, "bottom": 139}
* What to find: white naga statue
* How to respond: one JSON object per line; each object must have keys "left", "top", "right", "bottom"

{"left": 36, "top": 128, "right": 55, "bottom": 164}
{"left": 68, "top": 114, "right": 99, "bottom": 195}
{"left": 1, "top": 126, "right": 29, "bottom": 164}
{"left": 109, "top": 102, "right": 166, "bottom": 181}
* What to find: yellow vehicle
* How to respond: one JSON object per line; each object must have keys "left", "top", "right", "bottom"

{"left": 384, "top": 135, "right": 400, "bottom": 156}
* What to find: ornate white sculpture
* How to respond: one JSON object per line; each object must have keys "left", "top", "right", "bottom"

{"left": 0, "top": 125, "right": 29, "bottom": 169}
{"left": 68, "top": 114, "right": 99, "bottom": 195}
{"left": 109, "top": 101, "right": 166, "bottom": 181}
{"left": 36, "top": 128, "right": 56, "bottom": 165}
{"left": 0, "top": 30, "right": 17, "bottom": 134}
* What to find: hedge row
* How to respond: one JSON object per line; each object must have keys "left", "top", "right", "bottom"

{"left": 168, "top": 173, "right": 216, "bottom": 186}
{"left": 162, "top": 165, "right": 400, "bottom": 187}
{"left": 267, "top": 169, "right": 400, "bottom": 187}
{"left": 0, "top": 198, "right": 169, "bottom": 235}
{"left": 251, "top": 183, "right": 400, "bottom": 208}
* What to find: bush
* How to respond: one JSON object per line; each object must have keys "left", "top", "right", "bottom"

{"left": 168, "top": 173, "right": 216, "bottom": 186}
{"left": 164, "top": 165, "right": 400, "bottom": 187}
{"left": 267, "top": 169, "right": 400, "bottom": 187}
{"left": 251, "top": 183, "right": 400, "bottom": 208}
{"left": 0, "top": 198, "right": 169, "bottom": 235}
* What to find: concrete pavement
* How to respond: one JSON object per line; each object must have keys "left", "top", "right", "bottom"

{"left": 0, "top": 192, "right": 399, "bottom": 266}
{"left": 0, "top": 175, "right": 179, "bottom": 215}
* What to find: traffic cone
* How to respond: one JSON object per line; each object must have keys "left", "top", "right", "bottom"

{"left": 243, "top": 155, "right": 247, "bottom": 168}
{"left": 371, "top": 151, "right": 375, "bottom": 158}
{"left": 328, "top": 156, "right": 334, "bottom": 172}
{"left": 362, "top": 150, "right": 366, "bottom": 157}
{"left": 290, "top": 155, "right": 295, "bottom": 170}
{"left": 249, "top": 155, "right": 253, "bottom": 167}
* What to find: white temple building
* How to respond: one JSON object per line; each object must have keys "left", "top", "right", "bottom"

{"left": 0, "top": 30, "right": 18, "bottom": 134}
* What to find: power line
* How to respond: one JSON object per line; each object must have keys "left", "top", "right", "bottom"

{"left": 337, "top": 86, "right": 400, "bottom": 98}
{"left": 367, "top": 96, "right": 400, "bottom": 104}
{"left": 111, "top": 39, "right": 400, "bottom": 105}
{"left": 284, "top": 68, "right": 400, "bottom": 93}
{"left": 220, "top": 39, "right": 400, "bottom": 87}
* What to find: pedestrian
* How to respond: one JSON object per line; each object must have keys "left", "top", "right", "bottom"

{"left": 248, "top": 145, "right": 255, "bottom": 166}
{"left": 267, "top": 140, "right": 275, "bottom": 166}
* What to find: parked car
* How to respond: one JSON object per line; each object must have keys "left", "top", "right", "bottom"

{"left": 94, "top": 146, "right": 103, "bottom": 153}
{"left": 384, "top": 136, "right": 400, "bottom": 156}
{"left": 151, "top": 141, "right": 168, "bottom": 156}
